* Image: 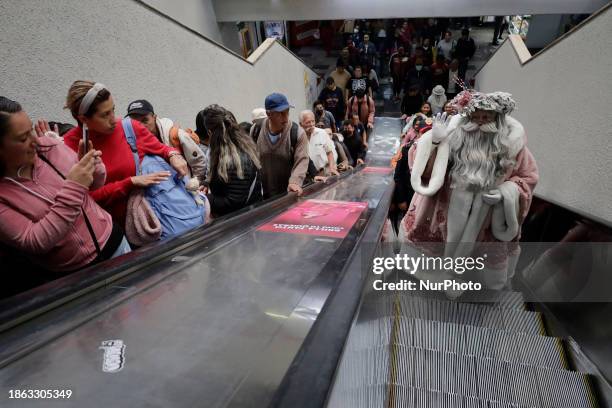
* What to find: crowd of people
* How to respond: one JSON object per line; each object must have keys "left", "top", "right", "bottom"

{"left": 0, "top": 18, "right": 511, "bottom": 295}
{"left": 0, "top": 82, "right": 368, "bottom": 292}
{"left": 318, "top": 18, "right": 480, "bottom": 139}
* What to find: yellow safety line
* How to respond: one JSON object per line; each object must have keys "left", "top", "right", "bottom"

{"left": 537, "top": 313, "right": 547, "bottom": 336}
{"left": 555, "top": 338, "right": 569, "bottom": 370}
{"left": 387, "top": 295, "right": 401, "bottom": 408}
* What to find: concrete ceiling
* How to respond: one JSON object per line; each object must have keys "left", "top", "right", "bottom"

{"left": 213, "top": 0, "right": 609, "bottom": 22}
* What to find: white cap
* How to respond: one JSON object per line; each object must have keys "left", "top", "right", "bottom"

{"left": 251, "top": 108, "right": 267, "bottom": 122}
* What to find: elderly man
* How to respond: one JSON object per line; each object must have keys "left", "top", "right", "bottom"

{"left": 299, "top": 110, "right": 339, "bottom": 177}
{"left": 251, "top": 93, "right": 309, "bottom": 198}
{"left": 400, "top": 90, "right": 538, "bottom": 291}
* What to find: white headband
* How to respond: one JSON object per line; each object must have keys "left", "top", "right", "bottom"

{"left": 78, "top": 82, "right": 106, "bottom": 116}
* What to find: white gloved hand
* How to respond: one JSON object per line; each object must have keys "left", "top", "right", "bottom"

{"left": 431, "top": 112, "right": 451, "bottom": 144}
{"left": 482, "top": 189, "right": 502, "bottom": 205}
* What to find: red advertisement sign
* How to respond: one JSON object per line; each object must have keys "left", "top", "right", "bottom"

{"left": 361, "top": 166, "right": 392, "bottom": 174}
{"left": 257, "top": 199, "right": 368, "bottom": 238}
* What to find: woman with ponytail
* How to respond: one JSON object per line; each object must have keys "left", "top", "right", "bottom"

{"left": 202, "top": 105, "right": 263, "bottom": 217}
{"left": 0, "top": 96, "right": 130, "bottom": 274}
{"left": 62, "top": 80, "right": 188, "bottom": 229}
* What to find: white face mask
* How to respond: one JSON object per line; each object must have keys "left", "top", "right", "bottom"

{"left": 415, "top": 65, "right": 423, "bottom": 71}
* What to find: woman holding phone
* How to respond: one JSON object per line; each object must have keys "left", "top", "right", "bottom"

{"left": 63, "top": 81, "right": 189, "bottom": 231}
{"left": 0, "top": 96, "right": 130, "bottom": 273}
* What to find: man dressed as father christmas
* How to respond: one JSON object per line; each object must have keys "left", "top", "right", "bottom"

{"left": 400, "top": 90, "right": 539, "bottom": 290}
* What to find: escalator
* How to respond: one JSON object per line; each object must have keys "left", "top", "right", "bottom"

{"left": 326, "top": 274, "right": 598, "bottom": 407}
{"left": 1, "top": 117, "right": 607, "bottom": 408}
{"left": 0, "top": 118, "right": 400, "bottom": 408}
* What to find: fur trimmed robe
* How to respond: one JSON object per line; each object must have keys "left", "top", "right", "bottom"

{"left": 399, "top": 114, "right": 539, "bottom": 287}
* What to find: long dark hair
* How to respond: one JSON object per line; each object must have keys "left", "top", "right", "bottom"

{"left": 0, "top": 97, "right": 24, "bottom": 177}
{"left": 202, "top": 105, "right": 261, "bottom": 183}
{"left": 0, "top": 97, "right": 58, "bottom": 178}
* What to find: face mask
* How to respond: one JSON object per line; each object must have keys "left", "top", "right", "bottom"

{"left": 415, "top": 65, "right": 423, "bottom": 71}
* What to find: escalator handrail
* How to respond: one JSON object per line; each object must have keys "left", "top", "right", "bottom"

{"left": 0, "top": 168, "right": 361, "bottom": 333}
{"left": 269, "top": 176, "right": 394, "bottom": 408}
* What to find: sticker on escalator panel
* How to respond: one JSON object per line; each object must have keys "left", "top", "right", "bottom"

{"left": 257, "top": 199, "right": 368, "bottom": 238}
{"left": 99, "top": 339, "right": 126, "bottom": 373}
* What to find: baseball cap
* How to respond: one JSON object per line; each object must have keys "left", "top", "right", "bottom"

{"left": 264, "top": 93, "right": 294, "bottom": 112}
{"left": 251, "top": 107, "right": 267, "bottom": 121}
{"left": 126, "top": 99, "right": 154, "bottom": 116}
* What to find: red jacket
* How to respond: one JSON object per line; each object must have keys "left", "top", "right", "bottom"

{"left": 64, "top": 119, "right": 177, "bottom": 226}
{"left": 0, "top": 135, "right": 112, "bottom": 272}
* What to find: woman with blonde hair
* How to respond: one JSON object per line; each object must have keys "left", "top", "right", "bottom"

{"left": 202, "top": 105, "right": 263, "bottom": 217}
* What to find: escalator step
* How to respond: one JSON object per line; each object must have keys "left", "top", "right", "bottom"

{"left": 326, "top": 383, "right": 387, "bottom": 408}
{"left": 364, "top": 297, "right": 544, "bottom": 335}
{"left": 407, "top": 318, "right": 564, "bottom": 369}
{"left": 361, "top": 276, "right": 526, "bottom": 310}
{"left": 404, "top": 288, "right": 526, "bottom": 310}
{"left": 328, "top": 343, "right": 594, "bottom": 407}
{"left": 327, "top": 346, "right": 389, "bottom": 404}
{"left": 330, "top": 384, "right": 537, "bottom": 407}
{"left": 391, "top": 348, "right": 596, "bottom": 407}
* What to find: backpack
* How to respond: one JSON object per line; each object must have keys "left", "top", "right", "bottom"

{"left": 122, "top": 118, "right": 205, "bottom": 240}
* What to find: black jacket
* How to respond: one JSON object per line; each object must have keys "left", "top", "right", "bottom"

{"left": 207, "top": 152, "right": 262, "bottom": 217}
{"left": 454, "top": 37, "right": 476, "bottom": 60}
{"left": 343, "top": 133, "right": 366, "bottom": 166}
{"left": 318, "top": 87, "right": 346, "bottom": 121}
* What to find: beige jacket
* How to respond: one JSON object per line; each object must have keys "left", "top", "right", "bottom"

{"left": 156, "top": 117, "right": 207, "bottom": 181}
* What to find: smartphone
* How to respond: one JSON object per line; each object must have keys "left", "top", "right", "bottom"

{"left": 82, "top": 124, "right": 89, "bottom": 153}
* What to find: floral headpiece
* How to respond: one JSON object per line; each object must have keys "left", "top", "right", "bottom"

{"left": 449, "top": 76, "right": 516, "bottom": 115}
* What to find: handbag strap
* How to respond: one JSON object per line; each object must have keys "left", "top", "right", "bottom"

{"left": 37, "top": 153, "right": 101, "bottom": 256}
{"left": 121, "top": 118, "right": 141, "bottom": 175}
{"left": 245, "top": 171, "right": 258, "bottom": 205}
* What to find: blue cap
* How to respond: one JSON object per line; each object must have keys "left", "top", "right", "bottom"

{"left": 265, "top": 93, "right": 294, "bottom": 112}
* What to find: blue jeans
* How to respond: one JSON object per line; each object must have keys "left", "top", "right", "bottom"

{"left": 111, "top": 237, "right": 132, "bottom": 258}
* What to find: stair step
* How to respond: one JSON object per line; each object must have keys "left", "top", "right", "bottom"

{"left": 394, "top": 348, "right": 595, "bottom": 407}
{"left": 403, "top": 288, "right": 526, "bottom": 310}
{"left": 362, "top": 297, "right": 544, "bottom": 335}
{"left": 343, "top": 317, "right": 566, "bottom": 369}
{"left": 330, "top": 347, "right": 596, "bottom": 407}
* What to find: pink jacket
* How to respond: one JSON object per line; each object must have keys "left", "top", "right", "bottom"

{"left": 0, "top": 136, "right": 113, "bottom": 272}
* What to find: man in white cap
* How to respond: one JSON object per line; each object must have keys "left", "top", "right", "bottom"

{"left": 400, "top": 90, "right": 539, "bottom": 292}
{"left": 427, "top": 85, "right": 448, "bottom": 115}
{"left": 251, "top": 108, "right": 267, "bottom": 124}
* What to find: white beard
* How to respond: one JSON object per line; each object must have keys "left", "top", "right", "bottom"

{"left": 448, "top": 118, "right": 515, "bottom": 191}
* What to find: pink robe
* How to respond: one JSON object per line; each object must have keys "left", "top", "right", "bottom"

{"left": 400, "top": 120, "right": 539, "bottom": 270}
